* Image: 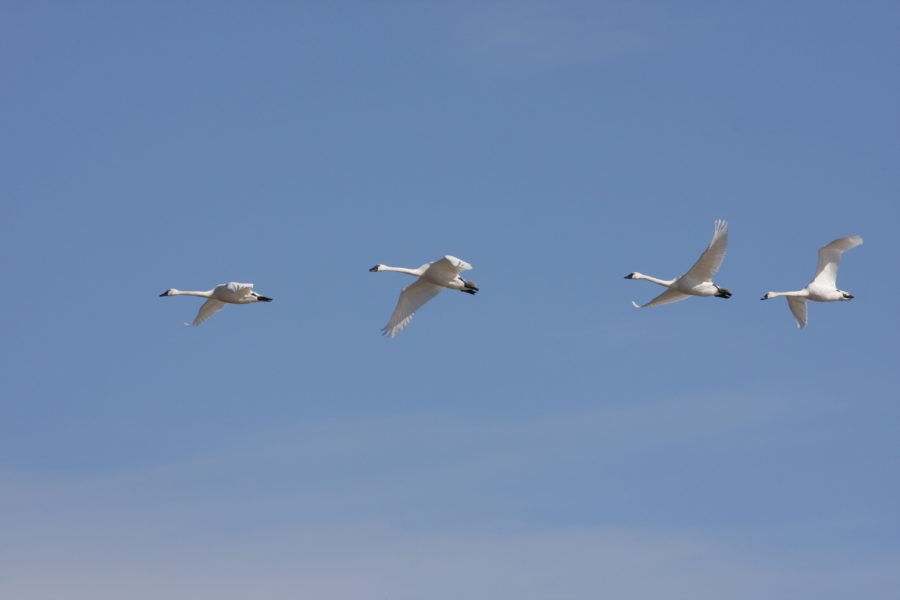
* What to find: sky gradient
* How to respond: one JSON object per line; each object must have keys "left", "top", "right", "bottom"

{"left": 2, "top": 2, "right": 898, "bottom": 598}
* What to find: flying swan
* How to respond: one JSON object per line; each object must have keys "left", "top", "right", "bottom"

{"left": 761, "top": 235, "right": 863, "bottom": 328}
{"left": 625, "top": 220, "right": 732, "bottom": 308}
{"left": 369, "top": 255, "right": 478, "bottom": 337}
{"left": 159, "top": 282, "right": 273, "bottom": 326}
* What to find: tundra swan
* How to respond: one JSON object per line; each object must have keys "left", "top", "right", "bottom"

{"left": 159, "top": 282, "right": 273, "bottom": 326}
{"left": 625, "top": 220, "right": 732, "bottom": 308}
{"left": 369, "top": 255, "right": 478, "bottom": 337}
{"left": 761, "top": 235, "right": 862, "bottom": 328}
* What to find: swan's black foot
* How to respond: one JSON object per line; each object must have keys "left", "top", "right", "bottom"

{"left": 257, "top": 296, "right": 273, "bottom": 302}
{"left": 459, "top": 278, "right": 478, "bottom": 294}
{"left": 715, "top": 287, "right": 732, "bottom": 299}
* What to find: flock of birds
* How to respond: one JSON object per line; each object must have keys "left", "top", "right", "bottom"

{"left": 160, "top": 221, "right": 863, "bottom": 334}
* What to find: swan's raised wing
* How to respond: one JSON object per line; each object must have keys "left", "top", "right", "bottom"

{"left": 425, "top": 255, "right": 472, "bottom": 283}
{"left": 786, "top": 297, "right": 808, "bottom": 329}
{"left": 189, "top": 298, "right": 226, "bottom": 326}
{"left": 382, "top": 279, "right": 444, "bottom": 337}
{"left": 221, "top": 282, "right": 254, "bottom": 298}
{"left": 811, "top": 236, "right": 863, "bottom": 288}
{"left": 632, "top": 288, "right": 691, "bottom": 309}
{"left": 225, "top": 282, "right": 254, "bottom": 293}
{"left": 683, "top": 220, "right": 728, "bottom": 282}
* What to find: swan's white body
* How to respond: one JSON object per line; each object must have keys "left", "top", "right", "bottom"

{"left": 160, "top": 282, "right": 273, "bottom": 326}
{"left": 369, "top": 255, "right": 478, "bottom": 337}
{"left": 626, "top": 220, "right": 732, "bottom": 308}
{"left": 761, "top": 235, "right": 862, "bottom": 328}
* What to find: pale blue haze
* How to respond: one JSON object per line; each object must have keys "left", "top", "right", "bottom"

{"left": 1, "top": 2, "right": 898, "bottom": 598}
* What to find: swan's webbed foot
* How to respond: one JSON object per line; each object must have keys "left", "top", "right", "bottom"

{"left": 459, "top": 278, "right": 478, "bottom": 294}
{"left": 715, "top": 287, "right": 732, "bottom": 299}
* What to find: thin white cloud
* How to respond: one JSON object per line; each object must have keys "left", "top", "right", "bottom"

{"left": 3, "top": 520, "right": 899, "bottom": 600}
{"left": 2, "top": 393, "right": 893, "bottom": 599}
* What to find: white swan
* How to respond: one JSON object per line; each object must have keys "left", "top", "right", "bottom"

{"left": 159, "top": 282, "right": 273, "bottom": 326}
{"left": 625, "top": 220, "right": 732, "bottom": 308}
{"left": 369, "top": 255, "right": 478, "bottom": 337}
{"left": 761, "top": 235, "right": 863, "bottom": 328}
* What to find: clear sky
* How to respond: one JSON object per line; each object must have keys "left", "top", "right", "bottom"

{"left": 2, "top": 2, "right": 898, "bottom": 598}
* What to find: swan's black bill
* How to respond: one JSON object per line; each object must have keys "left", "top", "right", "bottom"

{"left": 257, "top": 296, "right": 273, "bottom": 302}
{"left": 369, "top": 265, "right": 380, "bottom": 272}
{"left": 159, "top": 291, "right": 170, "bottom": 297}
{"left": 624, "top": 273, "right": 635, "bottom": 279}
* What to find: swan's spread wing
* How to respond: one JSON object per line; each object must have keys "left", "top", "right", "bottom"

{"left": 223, "top": 282, "right": 254, "bottom": 297}
{"left": 427, "top": 255, "right": 472, "bottom": 282}
{"left": 786, "top": 297, "right": 808, "bottom": 329}
{"left": 683, "top": 220, "right": 728, "bottom": 282}
{"left": 190, "top": 298, "right": 226, "bottom": 326}
{"left": 811, "top": 236, "right": 863, "bottom": 288}
{"left": 382, "top": 279, "right": 443, "bottom": 337}
{"left": 632, "top": 288, "right": 691, "bottom": 309}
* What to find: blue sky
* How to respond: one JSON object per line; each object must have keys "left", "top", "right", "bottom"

{"left": 2, "top": 2, "right": 898, "bottom": 598}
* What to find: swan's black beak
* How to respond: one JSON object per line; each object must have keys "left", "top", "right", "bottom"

{"left": 624, "top": 273, "right": 635, "bottom": 279}
{"left": 760, "top": 295, "right": 768, "bottom": 300}
{"left": 369, "top": 265, "right": 379, "bottom": 272}
{"left": 159, "top": 291, "right": 170, "bottom": 297}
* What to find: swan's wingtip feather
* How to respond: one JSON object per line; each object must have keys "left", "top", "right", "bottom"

{"left": 631, "top": 301, "right": 642, "bottom": 309}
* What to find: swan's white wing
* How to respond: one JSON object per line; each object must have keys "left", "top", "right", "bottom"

{"left": 382, "top": 279, "right": 443, "bottom": 337}
{"left": 189, "top": 298, "right": 226, "bottom": 326}
{"left": 786, "top": 297, "right": 808, "bottom": 329}
{"left": 811, "top": 236, "right": 863, "bottom": 288}
{"left": 632, "top": 288, "right": 691, "bottom": 309}
{"left": 683, "top": 220, "right": 728, "bottom": 282}
{"left": 224, "top": 282, "right": 254, "bottom": 297}
{"left": 427, "top": 255, "right": 472, "bottom": 281}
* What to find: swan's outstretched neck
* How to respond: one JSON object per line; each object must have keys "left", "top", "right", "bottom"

{"left": 761, "top": 290, "right": 807, "bottom": 300}
{"left": 624, "top": 272, "right": 673, "bottom": 287}
{"left": 369, "top": 264, "right": 424, "bottom": 277}
{"left": 160, "top": 289, "right": 213, "bottom": 298}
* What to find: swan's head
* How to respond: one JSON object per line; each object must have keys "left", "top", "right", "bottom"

{"left": 369, "top": 264, "right": 384, "bottom": 272}
{"left": 714, "top": 286, "right": 732, "bottom": 299}
{"left": 160, "top": 288, "right": 178, "bottom": 297}
{"left": 760, "top": 292, "right": 773, "bottom": 300}
{"left": 840, "top": 290, "right": 854, "bottom": 301}
{"left": 624, "top": 272, "right": 638, "bottom": 279}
